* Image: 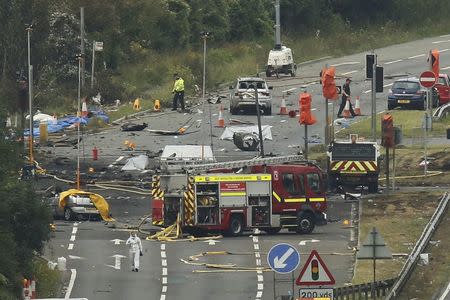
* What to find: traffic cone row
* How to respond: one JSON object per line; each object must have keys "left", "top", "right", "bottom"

{"left": 216, "top": 104, "right": 225, "bottom": 128}
{"left": 279, "top": 96, "right": 288, "bottom": 115}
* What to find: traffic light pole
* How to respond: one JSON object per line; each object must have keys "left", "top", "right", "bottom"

{"left": 304, "top": 125, "right": 308, "bottom": 160}
{"left": 325, "top": 98, "right": 329, "bottom": 145}
{"left": 424, "top": 89, "right": 430, "bottom": 177}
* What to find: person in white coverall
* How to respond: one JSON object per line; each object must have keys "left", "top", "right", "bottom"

{"left": 126, "top": 232, "right": 143, "bottom": 272}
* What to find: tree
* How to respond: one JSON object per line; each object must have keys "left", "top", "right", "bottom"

{"left": 228, "top": 0, "right": 272, "bottom": 41}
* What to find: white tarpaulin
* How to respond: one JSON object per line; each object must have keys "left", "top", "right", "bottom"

{"left": 220, "top": 125, "right": 273, "bottom": 141}
{"left": 121, "top": 155, "right": 149, "bottom": 171}
{"left": 26, "top": 111, "right": 54, "bottom": 123}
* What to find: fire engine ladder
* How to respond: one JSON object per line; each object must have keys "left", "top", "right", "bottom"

{"left": 180, "top": 154, "right": 309, "bottom": 173}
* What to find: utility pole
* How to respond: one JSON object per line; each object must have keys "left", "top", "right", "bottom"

{"left": 26, "top": 25, "right": 34, "bottom": 164}
{"left": 80, "top": 7, "right": 85, "bottom": 89}
{"left": 253, "top": 86, "right": 265, "bottom": 157}
{"left": 76, "top": 54, "right": 83, "bottom": 190}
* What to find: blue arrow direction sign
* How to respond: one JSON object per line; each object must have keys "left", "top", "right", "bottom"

{"left": 267, "top": 243, "right": 300, "bottom": 274}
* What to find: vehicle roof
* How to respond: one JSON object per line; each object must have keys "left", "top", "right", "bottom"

{"left": 394, "top": 77, "right": 419, "bottom": 82}
{"left": 237, "top": 77, "right": 266, "bottom": 82}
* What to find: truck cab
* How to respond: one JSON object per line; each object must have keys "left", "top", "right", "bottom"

{"left": 436, "top": 74, "right": 450, "bottom": 105}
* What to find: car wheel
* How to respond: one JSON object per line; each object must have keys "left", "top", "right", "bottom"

{"left": 64, "top": 208, "right": 73, "bottom": 221}
{"left": 296, "top": 211, "right": 315, "bottom": 234}
{"left": 387, "top": 103, "right": 394, "bottom": 110}
{"left": 227, "top": 215, "right": 243, "bottom": 236}
{"left": 368, "top": 182, "right": 378, "bottom": 193}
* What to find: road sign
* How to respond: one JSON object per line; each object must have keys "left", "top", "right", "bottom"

{"left": 296, "top": 250, "right": 335, "bottom": 286}
{"left": 94, "top": 41, "right": 104, "bottom": 51}
{"left": 419, "top": 71, "right": 437, "bottom": 88}
{"left": 267, "top": 243, "right": 300, "bottom": 274}
{"left": 299, "top": 288, "right": 334, "bottom": 300}
{"left": 357, "top": 227, "right": 392, "bottom": 259}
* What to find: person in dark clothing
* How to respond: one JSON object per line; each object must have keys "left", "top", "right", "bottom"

{"left": 337, "top": 78, "right": 356, "bottom": 117}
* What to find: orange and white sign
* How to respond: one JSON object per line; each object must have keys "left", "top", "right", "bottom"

{"left": 296, "top": 250, "right": 335, "bottom": 286}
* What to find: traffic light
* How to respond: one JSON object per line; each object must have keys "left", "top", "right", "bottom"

{"left": 322, "top": 67, "right": 338, "bottom": 100}
{"left": 299, "top": 92, "right": 316, "bottom": 125}
{"left": 430, "top": 49, "right": 439, "bottom": 77}
{"left": 381, "top": 113, "right": 394, "bottom": 148}
{"left": 311, "top": 259, "right": 319, "bottom": 280}
{"left": 366, "top": 54, "right": 375, "bottom": 79}
{"left": 376, "top": 66, "right": 384, "bottom": 93}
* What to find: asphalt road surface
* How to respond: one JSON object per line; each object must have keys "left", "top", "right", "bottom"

{"left": 42, "top": 34, "right": 450, "bottom": 299}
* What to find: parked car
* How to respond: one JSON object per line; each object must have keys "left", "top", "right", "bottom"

{"left": 435, "top": 74, "right": 450, "bottom": 105}
{"left": 48, "top": 192, "right": 100, "bottom": 221}
{"left": 229, "top": 77, "right": 273, "bottom": 115}
{"left": 387, "top": 78, "right": 439, "bottom": 110}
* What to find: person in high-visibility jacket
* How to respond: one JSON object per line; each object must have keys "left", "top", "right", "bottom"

{"left": 172, "top": 73, "right": 185, "bottom": 111}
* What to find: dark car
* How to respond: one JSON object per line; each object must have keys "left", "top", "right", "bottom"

{"left": 387, "top": 78, "right": 439, "bottom": 110}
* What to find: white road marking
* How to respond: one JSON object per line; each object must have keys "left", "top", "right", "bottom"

{"left": 255, "top": 252, "right": 260, "bottom": 258}
{"left": 330, "top": 61, "right": 360, "bottom": 67}
{"left": 384, "top": 83, "right": 394, "bottom": 87}
{"left": 162, "top": 268, "right": 167, "bottom": 276}
{"left": 68, "top": 243, "right": 74, "bottom": 250}
{"left": 252, "top": 236, "right": 263, "bottom": 300}
{"left": 161, "top": 244, "right": 166, "bottom": 250}
{"left": 257, "top": 275, "right": 264, "bottom": 282}
{"left": 257, "top": 270, "right": 262, "bottom": 274}
{"left": 258, "top": 283, "right": 264, "bottom": 290}
{"left": 162, "top": 286, "right": 167, "bottom": 293}
{"left": 115, "top": 156, "right": 124, "bottom": 162}
{"left": 68, "top": 255, "right": 84, "bottom": 260}
{"left": 161, "top": 251, "right": 166, "bottom": 258}
{"left": 70, "top": 235, "right": 76, "bottom": 242}
{"left": 160, "top": 295, "right": 166, "bottom": 300}
{"left": 363, "top": 89, "right": 372, "bottom": 94}
{"left": 256, "top": 291, "right": 263, "bottom": 298}
{"left": 439, "top": 48, "right": 450, "bottom": 53}
{"left": 162, "top": 259, "right": 167, "bottom": 266}
{"left": 440, "top": 34, "right": 450, "bottom": 38}
{"left": 162, "top": 277, "right": 167, "bottom": 284}
{"left": 72, "top": 227, "right": 78, "bottom": 234}
{"left": 441, "top": 66, "right": 450, "bottom": 70}
{"left": 438, "top": 281, "right": 450, "bottom": 300}
{"left": 408, "top": 54, "right": 425, "bottom": 59}
{"left": 64, "top": 269, "right": 77, "bottom": 299}
{"left": 252, "top": 236, "right": 258, "bottom": 243}
{"left": 253, "top": 244, "right": 259, "bottom": 250}
{"left": 111, "top": 254, "right": 126, "bottom": 270}
{"left": 432, "top": 40, "right": 448, "bottom": 44}
{"left": 256, "top": 259, "right": 261, "bottom": 266}
{"left": 341, "top": 70, "right": 358, "bottom": 75}
{"left": 385, "top": 59, "right": 403, "bottom": 65}
{"left": 160, "top": 243, "right": 168, "bottom": 300}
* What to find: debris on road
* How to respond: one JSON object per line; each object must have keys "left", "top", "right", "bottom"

{"left": 229, "top": 118, "right": 255, "bottom": 125}
{"left": 121, "top": 122, "right": 148, "bottom": 132}
{"left": 220, "top": 125, "right": 273, "bottom": 141}
{"left": 121, "top": 155, "right": 149, "bottom": 171}
{"left": 233, "top": 132, "right": 259, "bottom": 151}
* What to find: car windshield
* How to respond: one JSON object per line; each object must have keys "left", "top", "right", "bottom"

{"left": 238, "top": 81, "right": 266, "bottom": 90}
{"left": 438, "top": 77, "right": 446, "bottom": 85}
{"left": 393, "top": 81, "right": 420, "bottom": 90}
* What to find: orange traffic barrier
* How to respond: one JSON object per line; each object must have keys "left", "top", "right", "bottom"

{"left": 279, "top": 96, "right": 288, "bottom": 115}
{"left": 216, "top": 104, "right": 225, "bottom": 128}
{"left": 342, "top": 99, "right": 351, "bottom": 118}
{"left": 354, "top": 96, "right": 361, "bottom": 116}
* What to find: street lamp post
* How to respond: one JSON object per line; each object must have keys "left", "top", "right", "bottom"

{"left": 252, "top": 85, "right": 265, "bottom": 157}
{"left": 201, "top": 31, "right": 212, "bottom": 149}
{"left": 26, "top": 25, "right": 34, "bottom": 164}
{"left": 76, "top": 54, "right": 83, "bottom": 190}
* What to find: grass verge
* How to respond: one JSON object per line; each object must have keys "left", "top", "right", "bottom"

{"left": 353, "top": 191, "right": 443, "bottom": 284}
{"left": 32, "top": 257, "right": 61, "bottom": 298}
{"left": 336, "top": 110, "right": 450, "bottom": 139}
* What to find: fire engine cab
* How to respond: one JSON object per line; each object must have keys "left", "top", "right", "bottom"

{"left": 151, "top": 155, "right": 327, "bottom": 236}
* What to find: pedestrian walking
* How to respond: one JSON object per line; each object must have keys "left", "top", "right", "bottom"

{"left": 126, "top": 232, "right": 143, "bottom": 272}
{"left": 337, "top": 78, "right": 356, "bottom": 118}
{"left": 172, "top": 73, "right": 185, "bottom": 111}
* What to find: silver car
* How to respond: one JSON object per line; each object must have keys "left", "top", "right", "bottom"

{"left": 229, "top": 77, "right": 273, "bottom": 115}
{"left": 49, "top": 193, "right": 100, "bottom": 221}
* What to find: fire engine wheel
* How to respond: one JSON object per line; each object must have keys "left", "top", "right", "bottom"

{"left": 64, "top": 208, "right": 73, "bottom": 221}
{"left": 228, "top": 215, "right": 243, "bottom": 236}
{"left": 296, "top": 212, "right": 315, "bottom": 234}
{"left": 368, "top": 182, "right": 378, "bottom": 193}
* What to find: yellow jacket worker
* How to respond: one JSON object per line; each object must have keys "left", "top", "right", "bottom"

{"left": 172, "top": 73, "right": 185, "bottom": 111}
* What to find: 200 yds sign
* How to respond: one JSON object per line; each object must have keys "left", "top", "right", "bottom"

{"left": 298, "top": 288, "right": 333, "bottom": 300}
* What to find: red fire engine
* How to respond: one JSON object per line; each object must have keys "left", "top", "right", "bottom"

{"left": 151, "top": 155, "right": 327, "bottom": 235}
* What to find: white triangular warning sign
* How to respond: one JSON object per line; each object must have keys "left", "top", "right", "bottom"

{"left": 296, "top": 250, "right": 335, "bottom": 286}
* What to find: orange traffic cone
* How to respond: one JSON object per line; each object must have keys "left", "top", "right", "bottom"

{"left": 81, "top": 101, "right": 88, "bottom": 117}
{"left": 279, "top": 96, "right": 288, "bottom": 115}
{"left": 216, "top": 104, "right": 225, "bottom": 128}
{"left": 342, "top": 99, "right": 351, "bottom": 118}
{"left": 154, "top": 99, "right": 161, "bottom": 112}
{"left": 354, "top": 96, "right": 361, "bottom": 116}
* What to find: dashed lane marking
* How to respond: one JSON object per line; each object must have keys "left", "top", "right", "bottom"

{"left": 432, "top": 40, "right": 450, "bottom": 44}
{"left": 440, "top": 48, "right": 450, "bottom": 53}
{"left": 252, "top": 235, "right": 263, "bottom": 300}
{"left": 160, "top": 243, "right": 168, "bottom": 300}
{"left": 70, "top": 235, "right": 76, "bottom": 242}
{"left": 442, "top": 66, "right": 450, "bottom": 70}
{"left": 341, "top": 70, "right": 358, "bottom": 76}
{"left": 72, "top": 227, "right": 78, "bottom": 234}
{"left": 385, "top": 59, "right": 403, "bottom": 65}
{"left": 330, "top": 61, "right": 360, "bottom": 67}
{"left": 65, "top": 269, "right": 77, "bottom": 299}
{"left": 384, "top": 83, "right": 394, "bottom": 87}
{"left": 408, "top": 54, "right": 425, "bottom": 59}
{"left": 68, "top": 243, "right": 74, "bottom": 250}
